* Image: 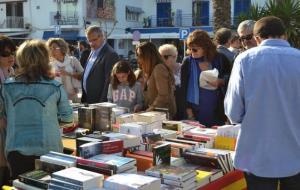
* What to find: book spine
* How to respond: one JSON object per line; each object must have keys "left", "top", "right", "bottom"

{"left": 76, "top": 163, "right": 113, "bottom": 176}
{"left": 48, "top": 183, "right": 73, "bottom": 190}
{"left": 76, "top": 158, "right": 117, "bottom": 174}
{"left": 51, "top": 174, "right": 83, "bottom": 186}
{"left": 51, "top": 179, "right": 83, "bottom": 190}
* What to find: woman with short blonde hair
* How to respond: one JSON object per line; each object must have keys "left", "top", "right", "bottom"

{"left": 1, "top": 39, "right": 73, "bottom": 179}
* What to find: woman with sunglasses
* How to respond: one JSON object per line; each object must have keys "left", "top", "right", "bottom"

{"left": 0, "top": 35, "right": 16, "bottom": 186}
{"left": 136, "top": 42, "right": 176, "bottom": 119}
{"left": 181, "top": 30, "right": 231, "bottom": 127}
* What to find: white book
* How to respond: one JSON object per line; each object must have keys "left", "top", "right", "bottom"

{"left": 163, "top": 177, "right": 196, "bottom": 188}
{"left": 104, "top": 174, "right": 161, "bottom": 190}
{"left": 153, "top": 129, "right": 177, "bottom": 139}
{"left": 133, "top": 111, "right": 166, "bottom": 123}
{"left": 103, "top": 132, "right": 140, "bottom": 148}
{"left": 52, "top": 167, "right": 103, "bottom": 189}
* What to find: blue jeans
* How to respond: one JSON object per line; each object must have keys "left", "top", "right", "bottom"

{"left": 244, "top": 172, "right": 300, "bottom": 190}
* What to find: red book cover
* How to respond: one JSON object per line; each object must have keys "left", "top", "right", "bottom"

{"left": 101, "top": 139, "right": 124, "bottom": 154}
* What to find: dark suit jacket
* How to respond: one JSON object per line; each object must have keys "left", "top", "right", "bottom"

{"left": 81, "top": 43, "right": 119, "bottom": 104}
{"left": 79, "top": 49, "right": 91, "bottom": 68}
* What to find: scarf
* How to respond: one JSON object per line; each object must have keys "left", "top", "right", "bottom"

{"left": 187, "top": 56, "right": 204, "bottom": 105}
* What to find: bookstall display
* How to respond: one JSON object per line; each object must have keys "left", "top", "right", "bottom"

{"left": 8, "top": 103, "right": 246, "bottom": 190}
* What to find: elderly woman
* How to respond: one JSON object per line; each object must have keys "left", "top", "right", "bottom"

{"left": 47, "top": 38, "right": 84, "bottom": 102}
{"left": 136, "top": 42, "right": 176, "bottom": 119}
{"left": 158, "top": 44, "right": 183, "bottom": 120}
{"left": 1, "top": 40, "right": 73, "bottom": 179}
{"left": 0, "top": 35, "right": 16, "bottom": 186}
{"left": 181, "top": 30, "right": 231, "bottom": 127}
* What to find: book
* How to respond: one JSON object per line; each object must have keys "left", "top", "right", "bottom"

{"left": 13, "top": 179, "right": 43, "bottom": 190}
{"left": 52, "top": 167, "right": 104, "bottom": 188}
{"left": 133, "top": 111, "right": 166, "bottom": 123}
{"left": 35, "top": 159, "right": 66, "bottom": 173}
{"left": 77, "top": 157, "right": 117, "bottom": 174}
{"left": 102, "top": 132, "right": 140, "bottom": 148}
{"left": 78, "top": 106, "right": 96, "bottom": 131}
{"left": 76, "top": 136, "right": 104, "bottom": 156}
{"left": 50, "top": 178, "right": 84, "bottom": 190}
{"left": 40, "top": 151, "right": 78, "bottom": 167}
{"left": 48, "top": 183, "right": 73, "bottom": 190}
{"left": 152, "top": 143, "right": 171, "bottom": 166}
{"left": 153, "top": 129, "right": 177, "bottom": 139}
{"left": 104, "top": 173, "right": 161, "bottom": 190}
{"left": 76, "top": 162, "right": 114, "bottom": 176}
{"left": 145, "top": 165, "right": 196, "bottom": 182}
{"left": 89, "top": 154, "right": 136, "bottom": 173}
{"left": 163, "top": 177, "right": 195, "bottom": 188}
{"left": 162, "top": 121, "right": 182, "bottom": 131}
{"left": 18, "top": 170, "right": 51, "bottom": 189}
{"left": 79, "top": 139, "right": 124, "bottom": 158}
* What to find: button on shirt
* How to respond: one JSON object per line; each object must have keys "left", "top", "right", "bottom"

{"left": 224, "top": 39, "right": 300, "bottom": 177}
{"left": 83, "top": 44, "right": 104, "bottom": 93}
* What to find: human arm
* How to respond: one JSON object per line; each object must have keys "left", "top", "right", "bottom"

{"left": 134, "top": 82, "right": 144, "bottom": 112}
{"left": 224, "top": 57, "right": 245, "bottom": 124}
{"left": 57, "top": 85, "right": 73, "bottom": 123}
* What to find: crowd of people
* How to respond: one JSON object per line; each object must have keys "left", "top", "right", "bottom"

{"left": 0, "top": 16, "right": 299, "bottom": 190}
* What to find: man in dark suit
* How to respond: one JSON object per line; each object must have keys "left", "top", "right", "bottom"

{"left": 82, "top": 26, "right": 119, "bottom": 104}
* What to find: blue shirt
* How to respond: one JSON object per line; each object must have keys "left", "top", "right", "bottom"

{"left": 83, "top": 43, "right": 105, "bottom": 93}
{"left": 224, "top": 39, "right": 300, "bottom": 177}
{"left": 0, "top": 78, "right": 73, "bottom": 156}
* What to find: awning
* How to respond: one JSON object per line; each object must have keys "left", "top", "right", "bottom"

{"left": 43, "top": 31, "right": 79, "bottom": 41}
{"left": 126, "top": 6, "right": 144, "bottom": 14}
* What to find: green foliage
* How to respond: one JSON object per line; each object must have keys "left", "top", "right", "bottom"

{"left": 237, "top": 0, "right": 300, "bottom": 48}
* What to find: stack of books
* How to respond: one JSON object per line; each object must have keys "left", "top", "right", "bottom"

{"left": 40, "top": 151, "right": 78, "bottom": 167}
{"left": 183, "top": 148, "right": 234, "bottom": 174}
{"left": 49, "top": 167, "right": 104, "bottom": 190}
{"left": 90, "top": 102, "right": 117, "bottom": 132}
{"left": 104, "top": 173, "right": 161, "bottom": 190}
{"left": 102, "top": 132, "right": 140, "bottom": 149}
{"left": 145, "top": 165, "right": 197, "bottom": 190}
{"left": 195, "top": 166, "right": 223, "bottom": 188}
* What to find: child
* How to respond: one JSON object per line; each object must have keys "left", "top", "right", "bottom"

{"left": 107, "top": 60, "right": 143, "bottom": 112}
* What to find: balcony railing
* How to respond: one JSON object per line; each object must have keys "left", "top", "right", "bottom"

{"left": 2, "top": 16, "right": 25, "bottom": 29}
{"left": 50, "top": 11, "right": 79, "bottom": 25}
{"left": 144, "top": 13, "right": 211, "bottom": 27}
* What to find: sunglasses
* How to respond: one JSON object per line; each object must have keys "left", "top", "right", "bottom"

{"left": 163, "top": 55, "right": 174, "bottom": 59}
{"left": 0, "top": 51, "right": 15, "bottom": 57}
{"left": 239, "top": 34, "right": 253, "bottom": 42}
{"left": 188, "top": 47, "right": 202, "bottom": 53}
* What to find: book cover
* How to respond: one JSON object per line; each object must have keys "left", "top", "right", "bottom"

{"left": 102, "top": 132, "right": 140, "bottom": 148}
{"left": 18, "top": 170, "right": 51, "bottom": 189}
{"left": 48, "top": 183, "right": 73, "bottom": 190}
{"left": 13, "top": 179, "right": 44, "bottom": 190}
{"left": 52, "top": 167, "right": 104, "bottom": 188}
{"left": 162, "top": 121, "right": 182, "bottom": 131}
{"left": 152, "top": 143, "right": 171, "bottom": 166}
{"left": 104, "top": 173, "right": 161, "bottom": 190}
{"left": 35, "top": 159, "right": 66, "bottom": 173}
{"left": 76, "top": 162, "right": 114, "bottom": 176}
{"left": 89, "top": 154, "right": 136, "bottom": 172}
{"left": 163, "top": 177, "right": 196, "bottom": 188}
{"left": 76, "top": 157, "right": 117, "bottom": 174}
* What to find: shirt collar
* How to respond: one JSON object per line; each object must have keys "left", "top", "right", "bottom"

{"left": 92, "top": 42, "right": 106, "bottom": 56}
{"left": 259, "top": 39, "right": 290, "bottom": 47}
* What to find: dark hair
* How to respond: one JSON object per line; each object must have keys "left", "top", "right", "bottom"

{"left": 214, "top": 28, "right": 232, "bottom": 45}
{"left": 111, "top": 60, "right": 136, "bottom": 89}
{"left": 187, "top": 30, "right": 217, "bottom": 62}
{"left": 136, "top": 41, "right": 164, "bottom": 76}
{"left": 0, "top": 35, "right": 16, "bottom": 53}
{"left": 254, "top": 16, "right": 285, "bottom": 39}
{"left": 79, "top": 40, "right": 89, "bottom": 49}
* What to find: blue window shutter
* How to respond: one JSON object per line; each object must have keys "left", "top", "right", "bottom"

{"left": 157, "top": 2, "right": 171, "bottom": 26}
{"left": 200, "top": 1, "right": 209, "bottom": 25}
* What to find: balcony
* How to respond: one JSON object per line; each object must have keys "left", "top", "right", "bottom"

{"left": 144, "top": 13, "right": 211, "bottom": 28}
{"left": 50, "top": 11, "right": 79, "bottom": 26}
{"left": 0, "top": 16, "right": 25, "bottom": 29}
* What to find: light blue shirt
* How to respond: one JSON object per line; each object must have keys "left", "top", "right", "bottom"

{"left": 224, "top": 39, "right": 300, "bottom": 177}
{"left": 83, "top": 43, "right": 105, "bottom": 93}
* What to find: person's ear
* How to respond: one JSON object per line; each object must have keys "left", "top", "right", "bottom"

{"left": 254, "top": 35, "right": 262, "bottom": 45}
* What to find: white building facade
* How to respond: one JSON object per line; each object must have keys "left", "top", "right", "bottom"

{"left": 0, "top": 0, "right": 266, "bottom": 57}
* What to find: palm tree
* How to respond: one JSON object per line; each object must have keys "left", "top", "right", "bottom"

{"left": 212, "top": 0, "right": 231, "bottom": 31}
{"left": 237, "top": 0, "right": 300, "bottom": 48}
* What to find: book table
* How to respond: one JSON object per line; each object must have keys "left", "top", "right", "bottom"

{"left": 198, "top": 170, "right": 246, "bottom": 190}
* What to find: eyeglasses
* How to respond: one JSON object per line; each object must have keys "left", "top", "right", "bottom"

{"left": 188, "top": 47, "right": 201, "bottom": 53}
{"left": 163, "top": 55, "right": 175, "bottom": 60}
{"left": 239, "top": 34, "right": 253, "bottom": 42}
{"left": 0, "top": 51, "right": 15, "bottom": 57}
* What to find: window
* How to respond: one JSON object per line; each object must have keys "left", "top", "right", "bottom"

{"left": 126, "top": 6, "right": 144, "bottom": 22}
{"left": 192, "top": 0, "right": 209, "bottom": 26}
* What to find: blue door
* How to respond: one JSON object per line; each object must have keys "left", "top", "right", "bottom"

{"left": 234, "top": 0, "right": 251, "bottom": 24}
{"left": 157, "top": 2, "right": 171, "bottom": 27}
